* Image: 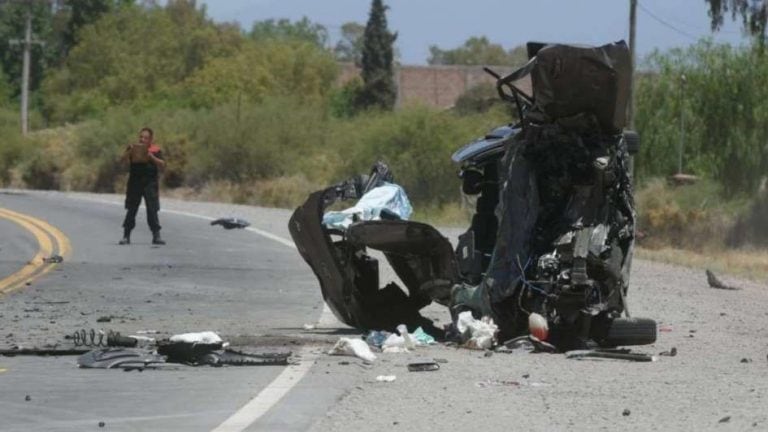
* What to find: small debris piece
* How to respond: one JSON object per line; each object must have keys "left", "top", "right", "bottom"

{"left": 99, "top": 421, "right": 105, "bottom": 427}
{"left": 719, "top": 416, "right": 731, "bottom": 423}
{"left": 24, "top": 395, "right": 31, "bottom": 401}
{"left": 659, "top": 347, "right": 678, "bottom": 357}
{"left": 210, "top": 218, "right": 250, "bottom": 230}
{"left": 302, "top": 324, "right": 316, "bottom": 330}
{"left": 42, "top": 255, "right": 63, "bottom": 264}
{"left": 522, "top": 373, "right": 530, "bottom": 379}
{"left": 566, "top": 350, "right": 656, "bottom": 362}
{"left": 328, "top": 338, "right": 376, "bottom": 362}
{"left": 706, "top": 269, "right": 740, "bottom": 290}
{"left": 407, "top": 360, "right": 440, "bottom": 372}
{"left": 476, "top": 380, "right": 520, "bottom": 388}
{"left": 741, "top": 358, "right": 752, "bottom": 363}
{"left": 376, "top": 375, "right": 396, "bottom": 382}
{"left": 96, "top": 316, "right": 112, "bottom": 323}
{"left": 622, "top": 409, "right": 631, "bottom": 416}
{"left": 483, "top": 351, "right": 493, "bottom": 358}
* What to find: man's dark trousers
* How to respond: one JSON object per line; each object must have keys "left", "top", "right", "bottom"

{"left": 122, "top": 163, "right": 161, "bottom": 234}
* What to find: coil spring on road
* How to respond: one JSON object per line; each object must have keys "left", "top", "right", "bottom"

{"left": 72, "top": 329, "right": 135, "bottom": 347}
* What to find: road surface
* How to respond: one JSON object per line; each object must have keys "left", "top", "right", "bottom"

{"left": 1, "top": 190, "right": 767, "bottom": 431}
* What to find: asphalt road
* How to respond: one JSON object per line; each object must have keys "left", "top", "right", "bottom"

{"left": 1, "top": 190, "right": 768, "bottom": 432}
{"left": 0, "top": 190, "right": 355, "bottom": 432}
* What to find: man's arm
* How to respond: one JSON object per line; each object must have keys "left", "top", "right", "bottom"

{"left": 148, "top": 150, "right": 166, "bottom": 170}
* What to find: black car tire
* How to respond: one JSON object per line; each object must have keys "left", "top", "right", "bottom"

{"left": 601, "top": 317, "right": 657, "bottom": 346}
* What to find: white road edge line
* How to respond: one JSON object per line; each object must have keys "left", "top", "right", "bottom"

{"left": 68, "top": 194, "right": 337, "bottom": 432}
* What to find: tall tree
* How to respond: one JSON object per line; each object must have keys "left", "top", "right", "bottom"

{"left": 706, "top": 0, "right": 767, "bottom": 50}
{"left": 428, "top": 36, "right": 527, "bottom": 66}
{"left": 0, "top": 64, "right": 10, "bottom": 105}
{"left": 357, "top": 0, "right": 396, "bottom": 111}
{"left": 61, "top": 0, "right": 127, "bottom": 54}
{"left": 334, "top": 21, "right": 364, "bottom": 65}
{"left": 249, "top": 17, "right": 328, "bottom": 48}
{"left": 0, "top": 0, "right": 54, "bottom": 98}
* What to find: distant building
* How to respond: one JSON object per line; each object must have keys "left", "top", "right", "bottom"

{"left": 338, "top": 63, "right": 523, "bottom": 110}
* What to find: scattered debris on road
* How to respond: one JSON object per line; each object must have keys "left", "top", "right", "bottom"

{"left": 565, "top": 349, "right": 657, "bottom": 362}
{"left": 622, "top": 409, "right": 631, "bottom": 416}
{"left": 407, "top": 359, "right": 440, "bottom": 372}
{"left": 705, "top": 269, "right": 741, "bottom": 290}
{"left": 329, "top": 337, "right": 377, "bottom": 363}
{"left": 375, "top": 375, "right": 396, "bottom": 382}
{"left": 719, "top": 415, "right": 731, "bottom": 423}
{"left": 456, "top": 311, "right": 497, "bottom": 350}
{"left": 475, "top": 379, "right": 520, "bottom": 388}
{"left": 41, "top": 254, "right": 63, "bottom": 264}
{"left": 659, "top": 347, "right": 678, "bottom": 357}
{"left": 210, "top": 218, "right": 250, "bottom": 230}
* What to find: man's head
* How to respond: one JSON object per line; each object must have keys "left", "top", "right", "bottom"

{"left": 139, "top": 127, "right": 154, "bottom": 145}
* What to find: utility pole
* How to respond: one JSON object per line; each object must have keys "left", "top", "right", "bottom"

{"left": 8, "top": 5, "right": 44, "bottom": 135}
{"left": 678, "top": 74, "right": 686, "bottom": 174}
{"left": 628, "top": 0, "right": 637, "bottom": 129}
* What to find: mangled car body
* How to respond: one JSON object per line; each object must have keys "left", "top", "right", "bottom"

{"left": 289, "top": 41, "right": 656, "bottom": 350}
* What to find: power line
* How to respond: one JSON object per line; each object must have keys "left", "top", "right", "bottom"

{"left": 637, "top": 1, "right": 700, "bottom": 41}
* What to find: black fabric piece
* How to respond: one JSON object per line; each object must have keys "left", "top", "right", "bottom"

{"left": 210, "top": 218, "right": 251, "bottom": 229}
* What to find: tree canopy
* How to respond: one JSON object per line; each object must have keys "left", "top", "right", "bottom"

{"left": 357, "top": 0, "right": 397, "bottom": 111}
{"left": 428, "top": 36, "right": 527, "bottom": 66}
{"left": 249, "top": 17, "right": 328, "bottom": 48}
{"left": 334, "top": 22, "right": 365, "bottom": 65}
{"left": 706, "top": 0, "right": 768, "bottom": 48}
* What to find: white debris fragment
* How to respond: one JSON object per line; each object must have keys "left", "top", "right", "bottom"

{"left": 328, "top": 337, "right": 377, "bottom": 362}
{"left": 169, "top": 331, "right": 223, "bottom": 345}
{"left": 456, "top": 311, "right": 498, "bottom": 350}
{"left": 376, "top": 375, "right": 396, "bottom": 382}
{"left": 303, "top": 324, "right": 316, "bottom": 330}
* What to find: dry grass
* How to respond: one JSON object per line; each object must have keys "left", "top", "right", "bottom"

{"left": 163, "top": 175, "right": 316, "bottom": 209}
{"left": 637, "top": 246, "right": 768, "bottom": 283}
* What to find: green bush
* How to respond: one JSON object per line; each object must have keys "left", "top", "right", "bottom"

{"left": 635, "top": 41, "right": 768, "bottom": 196}
{"left": 327, "top": 106, "right": 508, "bottom": 206}
{"left": 186, "top": 97, "right": 328, "bottom": 184}
{"left": 0, "top": 110, "right": 24, "bottom": 185}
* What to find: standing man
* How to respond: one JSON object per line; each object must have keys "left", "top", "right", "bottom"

{"left": 119, "top": 127, "right": 166, "bottom": 245}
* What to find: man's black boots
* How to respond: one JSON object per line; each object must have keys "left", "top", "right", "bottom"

{"left": 152, "top": 231, "right": 166, "bottom": 245}
{"left": 118, "top": 229, "right": 131, "bottom": 245}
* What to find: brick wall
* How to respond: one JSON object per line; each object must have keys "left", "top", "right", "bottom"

{"left": 338, "top": 63, "right": 519, "bottom": 109}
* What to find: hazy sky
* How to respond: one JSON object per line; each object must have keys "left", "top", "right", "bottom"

{"left": 200, "top": 0, "right": 749, "bottom": 65}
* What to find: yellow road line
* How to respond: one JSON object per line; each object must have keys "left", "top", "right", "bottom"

{"left": 0, "top": 207, "right": 72, "bottom": 258}
{"left": 0, "top": 208, "right": 71, "bottom": 295}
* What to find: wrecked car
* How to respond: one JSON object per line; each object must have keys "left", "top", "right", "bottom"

{"left": 289, "top": 40, "right": 657, "bottom": 350}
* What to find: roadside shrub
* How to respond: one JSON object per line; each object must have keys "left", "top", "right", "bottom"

{"left": 327, "top": 106, "right": 508, "bottom": 206}
{"left": 186, "top": 97, "right": 328, "bottom": 184}
{"left": 635, "top": 178, "right": 741, "bottom": 250}
{"left": 728, "top": 181, "right": 768, "bottom": 248}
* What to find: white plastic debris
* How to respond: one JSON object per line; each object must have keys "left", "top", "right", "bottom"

{"left": 127, "top": 335, "right": 156, "bottom": 347}
{"left": 322, "top": 183, "right": 413, "bottom": 230}
{"left": 302, "top": 324, "right": 316, "bottom": 330}
{"left": 328, "top": 337, "right": 377, "bottom": 362}
{"left": 376, "top": 375, "right": 396, "bottom": 382}
{"left": 456, "top": 311, "right": 498, "bottom": 350}
{"left": 382, "top": 346, "right": 410, "bottom": 354}
{"left": 169, "top": 331, "right": 223, "bottom": 345}
{"left": 396, "top": 324, "right": 416, "bottom": 350}
{"left": 528, "top": 313, "right": 549, "bottom": 341}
